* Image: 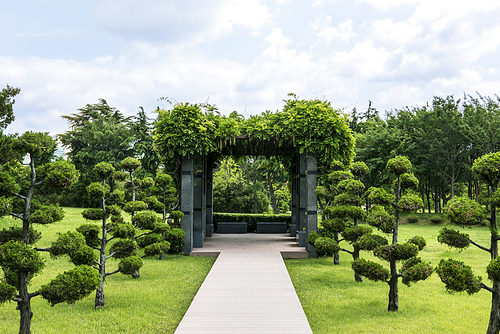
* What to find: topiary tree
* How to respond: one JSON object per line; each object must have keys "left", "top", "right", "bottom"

{"left": 436, "top": 152, "right": 500, "bottom": 334}
{"left": 315, "top": 161, "right": 387, "bottom": 282}
{"left": 80, "top": 162, "right": 144, "bottom": 308}
{"left": 352, "top": 156, "right": 432, "bottom": 311}
{"left": 0, "top": 131, "right": 100, "bottom": 334}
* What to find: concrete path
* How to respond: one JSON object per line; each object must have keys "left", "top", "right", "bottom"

{"left": 174, "top": 234, "right": 313, "bottom": 334}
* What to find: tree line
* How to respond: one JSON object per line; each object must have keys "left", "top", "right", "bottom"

{"left": 352, "top": 94, "right": 500, "bottom": 212}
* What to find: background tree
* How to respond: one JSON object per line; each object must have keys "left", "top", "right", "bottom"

{"left": 131, "top": 107, "right": 159, "bottom": 179}
{"left": 0, "top": 85, "right": 20, "bottom": 130}
{"left": 353, "top": 156, "right": 432, "bottom": 311}
{"left": 213, "top": 157, "right": 269, "bottom": 213}
{"left": 436, "top": 152, "right": 500, "bottom": 334}
{"left": 59, "top": 99, "right": 135, "bottom": 207}
{"left": 0, "top": 132, "right": 99, "bottom": 334}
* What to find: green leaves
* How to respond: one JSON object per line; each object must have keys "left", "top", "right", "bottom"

{"left": 444, "top": 197, "right": 486, "bottom": 226}
{"left": 436, "top": 259, "right": 482, "bottom": 295}
{"left": 437, "top": 228, "right": 470, "bottom": 249}
{"left": 0, "top": 240, "right": 44, "bottom": 274}
{"left": 154, "top": 97, "right": 355, "bottom": 166}
{"left": 352, "top": 258, "right": 390, "bottom": 282}
{"left": 40, "top": 265, "right": 100, "bottom": 306}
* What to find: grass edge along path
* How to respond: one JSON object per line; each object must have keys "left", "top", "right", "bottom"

{"left": 286, "top": 224, "right": 491, "bottom": 334}
{"left": 0, "top": 209, "right": 215, "bottom": 334}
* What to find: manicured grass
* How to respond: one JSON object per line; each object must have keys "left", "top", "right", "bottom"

{"left": 286, "top": 223, "right": 492, "bottom": 334}
{"left": 0, "top": 208, "right": 215, "bottom": 334}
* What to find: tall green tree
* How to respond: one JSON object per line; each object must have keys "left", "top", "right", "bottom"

{"left": 59, "top": 99, "right": 135, "bottom": 206}
{"left": 0, "top": 85, "right": 20, "bottom": 130}
{"left": 131, "top": 107, "right": 159, "bottom": 178}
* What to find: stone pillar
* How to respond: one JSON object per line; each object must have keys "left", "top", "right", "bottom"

{"left": 290, "top": 156, "right": 299, "bottom": 237}
{"left": 305, "top": 152, "right": 318, "bottom": 258}
{"left": 193, "top": 154, "right": 205, "bottom": 248}
{"left": 298, "top": 152, "right": 307, "bottom": 232}
{"left": 206, "top": 156, "right": 214, "bottom": 237}
{"left": 180, "top": 157, "right": 194, "bottom": 254}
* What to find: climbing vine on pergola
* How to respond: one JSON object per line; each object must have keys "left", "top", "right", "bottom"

{"left": 153, "top": 94, "right": 356, "bottom": 256}
{"left": 153, "top": 94, "right": 355, "bottom": 168}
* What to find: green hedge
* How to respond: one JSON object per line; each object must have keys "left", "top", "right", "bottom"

{"left": 213, "top": 213, "right": 291, "bottom": 233}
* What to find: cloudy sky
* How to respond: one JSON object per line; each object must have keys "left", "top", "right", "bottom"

{"left": 2, "top": 0, "right": 500, "bottom": 136}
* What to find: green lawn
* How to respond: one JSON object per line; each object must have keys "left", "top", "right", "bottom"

{"left": 0, "top": 208, "right": 215, "bottom": 334}
{"left": 286, "top": 222, "right": 492, "bottom": 334}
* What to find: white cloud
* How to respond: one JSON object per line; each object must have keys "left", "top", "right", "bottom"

{"left": 316, "top": 18, "right": 354, "bottom": 44}
{"left": 93, "top": 0, "right": 272, "bottom": 44}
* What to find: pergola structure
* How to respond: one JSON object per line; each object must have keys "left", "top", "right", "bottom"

{"left": 178, "top": 137, "right": 319, "bottom": 258}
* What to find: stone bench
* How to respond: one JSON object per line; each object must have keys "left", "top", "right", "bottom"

{"left": 256, "top": 222, "right": 287, "bottom": 234}
{"left": 217, "top": 222, "right": 247, "bottom": 234}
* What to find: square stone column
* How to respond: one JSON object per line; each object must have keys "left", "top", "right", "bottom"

{"left": 305, "top": 152, "right": 318, "bottom": 258}
{"left": 180, "top": 157, "right": 194, "bottom": 254}
{"left": 193, "top": 154, "right": 206, "bottom": 248}
{"left": 206, "top": 156, "right": 214, "bottom": 237}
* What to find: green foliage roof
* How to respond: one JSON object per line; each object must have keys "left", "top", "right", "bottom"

{"left": 154, "top": 96, "right": 355, "bottom": 167}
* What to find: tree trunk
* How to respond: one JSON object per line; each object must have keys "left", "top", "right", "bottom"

{"left": 333, "top": 233, "right": 340, "bottom": 265}
{"left": 353, "top": 246, "right": 363, "bottom": 282}
{"left": 95, "top": 207, "right": 107, "bottom": 308}
{"left": 95, "top": 281, "right": 105, "bottom": 309}
{"left": 388, "top": 259, "right": 399, "bottom": 311}
{"left": 253, "top": 177, "right": 258, "bottom": 214}
{"left": 486, "top": 281, "right": 500, "bottom": 334}
{"left": 18, "top": 272, "right": 33, "bottom": 334}
{"left": 267, "top": 172, "right": 279, "bottom": 214}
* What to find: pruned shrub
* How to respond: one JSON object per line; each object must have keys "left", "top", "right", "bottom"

{"left": 165, "top": 228, "right": 185, "bottom": 254}
{"left": 342, "top": 225, "right": 372, "bottom": 243}
{"left": 486, "top": 257, "right": 500, "bottom": 282}
{"left": 352, "top": 258, "right": 390, "bottom": 282}
{"left": 355, "top": 234, "right": 388, "bottom": 251}
{"left": 314, "top": 237, "right": 340, "bottom": 257}
{"left": 398, "top": 194, "right": 423, "bottom": 212}
{"left": 51, "top": 231, "right": 86, "bottom": 257}
{"left": 366, "top": 206, "right": 395, "bottom": 233}
{"left": 407, "top": 235, "right": 426, "bottom": 250}
{"left": 436, "top": 258, "right": 482, "bottom": 295}
{"left": 430, "top": 215, "right": 443, "bottom": 224}
{"left": 123, "top": 201, "right": 148, "bottom": 214}
{"left": 40, "top": 265, "right": 100, "bottom": 306}
{"left": 307, "top": 231, "right": 319, "bottom": 246}
{"left": 144, "top": 241, "right": 171, "bottom": 257}
{"left": 406, "top": 215, "right": 419, "bottom": 224}
{"left": 437, "top": 228, "right": 470, "bottom": 249}
{"left": 0, "top": 240, "right": 45, "bottom": 274}
{"left": 109, "top": 222, "right": 136, "bottom": 239}
{"left": 109, "top": 239, "right": 138, "bottom": 258}
{"left": 118, "top": 256, "right": 143, "bottom": 276}
{"left": 76, "top": 224, "right": 100, "bottom": 247}
{"left": 29, "top": 204, "right": 65, "bottom": 224}
{"left": 374, "top": 243, "right": 419, "bottom": 262}
{"left": 137, "top": 233, "right": 163, "bottom": 248}
{"left": 132, "top": 211, "right": 161, "bottom": 230}
{"left": 0, "top": 281, "right": 16, "bottom": 303}
{"left": 82, "top": 208, "right": 104, "bottom": 221}
{"left": 445, "top": 197, "right": 486, "bottom": 226}
{"left": 401, "top": 258, "right": 433, "bottom": 286}
{"left": 0, "top": 226, "right": 41, "bottom": 245}
{"left": 69, "top": 245, "right": 96, "bottom": 266}
{"left": 321, "top": 218, "right": 349, "bottom": 234}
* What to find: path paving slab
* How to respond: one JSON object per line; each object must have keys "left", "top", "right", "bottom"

{"left": 175, "top": 234, "right": 313, "bottom": 334}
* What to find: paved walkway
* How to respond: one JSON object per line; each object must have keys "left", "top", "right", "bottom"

{"left": 174, "top": 234, "right": 313, "bottom": 334}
